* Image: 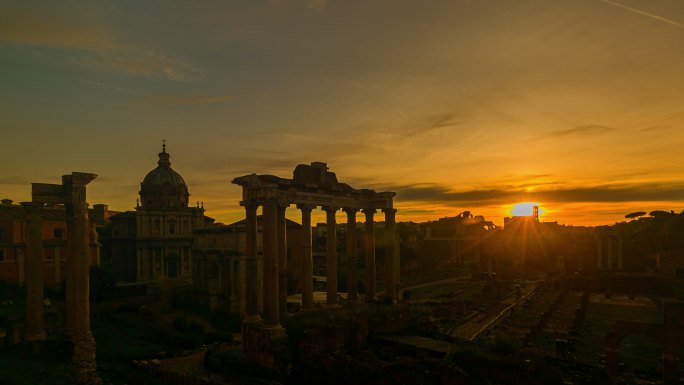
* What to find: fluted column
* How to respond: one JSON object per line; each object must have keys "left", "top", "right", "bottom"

{"left": 324, "top": 206, "right": 338, "bottom": 305}
{"left": 262, "top": 200, "right": 280, "bottom": 328}
{"left": 243, "top": 202, "right": 261, "bottom": 324}
{"left": 344, "top": 209, "right": 358, "bottom": 301}
{"left": 276, "top": 203, "right": 288, "bottom": 319}
{"left": 298, "top": 204, "right": 314, "bottom": 310}
{"left": 383, "top": 208, "right": 397, "bottom": 302}
{"left": 25, "top": 202, "right": 46, "bottom": 341}
{"left": 363, "top": 209, "right": 376, "bottom": 300}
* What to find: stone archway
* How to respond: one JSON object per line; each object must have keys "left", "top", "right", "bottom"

{"left": 606, "top": 315, "right": 684, "bottom": 385}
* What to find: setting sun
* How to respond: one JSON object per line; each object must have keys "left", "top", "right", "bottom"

{"left": 510, "top": 202, "right": 544, "bottom": 217}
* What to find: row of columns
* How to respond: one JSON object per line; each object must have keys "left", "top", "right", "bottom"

{"left": 29, "top": 172, "right": 100, "bottom": 385}
{"left": 597, "top": 236, "right": 624, "bottom": 270}
{"left": 242, "top": 199, "right": 397, "bottom": 329}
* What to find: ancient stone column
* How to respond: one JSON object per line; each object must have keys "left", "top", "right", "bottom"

{"left": 363, "top": 209, "right": 376, "bottom": 300}
{"left": 17, "top": 249, "right": 25, "bottom": 284}
{"left": 54, "top": 246, "right": 61, "bottom": 287}
{"left": 65, "top": 204, "right": 76, "bottom": 335}
{"left": 323, "top": 206, "right": 338, "bottom": 305}
{"left": 383, "top": 208, "right": 397, "bottom": 302}
{"left": 242, "top": 201, "right": 261, "bottom": 324}
{"left": 298, "top": 204, "right": 314, "bottom": 310}
{"left": 344, "top": 209, "right": 358, "bottom": 301}
{"left": 617, "top": 237, "right": 623, "bottom": 271}
{"left": 276, "top": 203, "right": 288, "bottom": 319}
{"left": 65, "top": 172, "right": 100, "bottom": 385}
{"left": 25, "top": 202, "right": 46, "bottom": 342}
{"left": 229, "top": 257, "right": 237, "bottom": 311}
{"left": 596, "top": 236, "right": 602, "bottom": 270}
{"left": 262, "top": 200, "right": 280, "bottom": 328}
{"left": 607, "top": 238, "right": 613, "bottom": 270}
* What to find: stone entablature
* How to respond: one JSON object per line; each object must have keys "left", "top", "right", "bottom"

{"left": 233, "top": 172, "right": 394, "bottom": 211}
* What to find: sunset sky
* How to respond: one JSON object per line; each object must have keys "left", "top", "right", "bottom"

{"left": 1, "top": 0, "right": 683, "bottom": 226}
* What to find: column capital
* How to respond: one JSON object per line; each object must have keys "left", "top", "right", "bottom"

{"left": 240, "top": 200, "right": 259, "bottom": 209}
{"left": 343, "top": 208, "right": 358, "bottom": 220}
{"left": 322, "top": 206, "right": 339, "bottom": 213}
{"left": 381, "top": 208, "right": 397, "bottom": 214}
{"left": 297, "top": 204, "right": 316, "bottom": 213}
{"left": 362, "top": 208, "right": 376, "bottom": 216}
{"left": 343, "top": 207, "right": 358, "bottom": 214}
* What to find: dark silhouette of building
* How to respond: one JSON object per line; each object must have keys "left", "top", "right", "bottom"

{"left": 110, "top": 144, "right": 213, "bottom": 282}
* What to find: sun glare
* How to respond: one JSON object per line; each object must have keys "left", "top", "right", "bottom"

{"left": 510, "top": 202, "right": 544, "bottom": 217}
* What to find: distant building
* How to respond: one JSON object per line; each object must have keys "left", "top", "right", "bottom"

{"left": 0, "top": 199, "right": 99, "bottom": 288}
{"left": 192, "top": 216, "right": 303, "bottom": 313}
{"left": 417, "top": 211, "right": 496, "bottom": 270}
{"left": 501, "top": 206, "right": 595, "bottom": 274}
{"left": 110, "top": 145, "right": 214, "bottom": 282}
{"left": 90, "top": 204, "right": 120, "bottom": 227}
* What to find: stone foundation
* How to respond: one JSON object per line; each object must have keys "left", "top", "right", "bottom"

{"left": 242, "top": 323, "right": 288, "bottom": 370}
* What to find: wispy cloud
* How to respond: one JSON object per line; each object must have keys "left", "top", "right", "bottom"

{"left": 307, "top": 0, "right": 328, "bottom": 13}
{"left": 403, "top": 112, "right": 464, "bottom": 138}
{"left": 389, "top": 182, "right": 684, "bottom": 205}
{"left": 72, "top": 77, "right": 139, "bottom": 94}
{"left": 57, "top": 48, "right": 201, "bottom": 81}
{"left": 147, "top": 93, "right": 234, "bottom": 105}
{"left": 536, "top": 125, "right": 615, "bottom": 140}
{"left": 0, "top": 3, "right": 201, "bottom": 81}
{"left": 638, "top": 125, "right": 671, "bottom": 133}
{"left": 601, "top": 0, "right": 684, "bottom": 30}
{"left": 0, "top": 176, "right": 31, "bottom": 185}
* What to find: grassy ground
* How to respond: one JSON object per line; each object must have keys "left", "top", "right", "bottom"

{"left": 574, "top": 295, "right": 663, "bottom": 374}
{"left": 0, "top": 341, "right": 75, "bottom": 385}
{"left": 0, "top": 295, "right": 238, "bottom": 385}
{"left": 409, "top": 281, "right": 485, "bottom": 301}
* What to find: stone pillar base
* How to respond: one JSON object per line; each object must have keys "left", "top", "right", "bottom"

{"left": 73, "top": 333, "right": 101, "bottom": 385}
{"left": 242, "top": 323, "right": 288, "bottom": 370}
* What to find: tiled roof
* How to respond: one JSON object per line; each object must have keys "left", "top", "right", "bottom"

{"left": 0, "top": 204, "right": 66, "bottom": 221}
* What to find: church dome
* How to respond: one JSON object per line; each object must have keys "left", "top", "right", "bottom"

{"left": 139, "top": 144, "right": 190, "bottom": 209}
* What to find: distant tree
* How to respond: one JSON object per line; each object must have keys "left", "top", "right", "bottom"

{"left": 649, "top": 210, "right": 671, "bottom": 217}
{"left": 625, "top": 211, "right": 647, "bottom": 219}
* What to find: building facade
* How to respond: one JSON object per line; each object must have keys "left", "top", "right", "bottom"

{"left": 417, "top": 211, "right": 496, "bottom": 270}
{"left": 0, "top": 199, "right": 100, "bottom": 288}
{"left": 110, "top": 145, "right": 214, "bottom": 282}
